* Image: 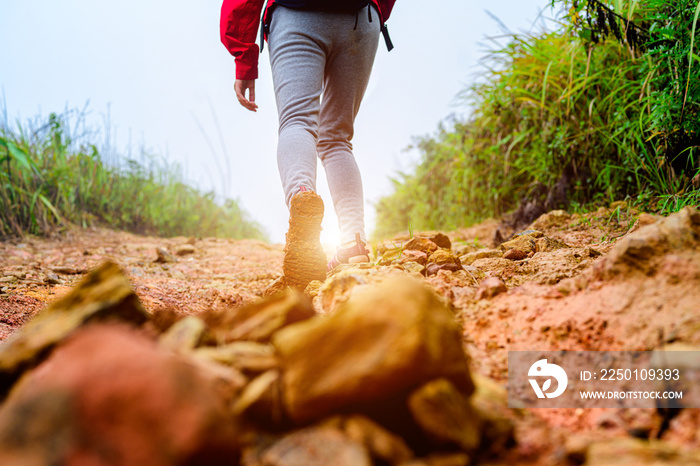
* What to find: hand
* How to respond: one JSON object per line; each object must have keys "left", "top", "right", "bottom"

{"left": 234, "top": 79, "right": 258, "bottom": 112}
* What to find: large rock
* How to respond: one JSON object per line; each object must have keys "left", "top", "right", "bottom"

{"left": 407, "top": 378, "right": 481, "bottom": 453}
{"left": 0, "top": 261, "right": 148, "bottom": 394}
{"left": 460, "top": 249, "right": 502, "bottom": 265}
{"left": 205, "top": 289, "right": 315, "bottom": 343}
{"left": 428, "top": 250, "right": 462, "bottom": 268}
{"left": 429, "top": 233, "right": 452, "bottom": 250}
{"left": 400, "top": 249, "right": 429, "bottom": 266}
{"left": 404, "top": 237, "right": 439, "bottom": 255}
{"left": 0, "top": 325, "right": 239, "bottom": 465}
{"left": 500, "top": 234, "right": 537, "bottom": 255}
{"left": 530, "top": 210, "right": 571, "bottom": 230}
{"left": 595, "top": 206, "right": 700, "bottom": 278}
{"left": 318, "top": 270, "right": 369, "bottom": 314}
{"left": 272, "top": 276, "right": 473, "bottom": 424}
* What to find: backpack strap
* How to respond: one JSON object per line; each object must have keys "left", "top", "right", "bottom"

{"left": 380, "top": 22, "right": 394, "bottom": 51}
{"left": 259, "top": 4, "right": 277, "bottom": 53}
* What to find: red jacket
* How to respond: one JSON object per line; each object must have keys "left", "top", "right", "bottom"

{"left": 220, "top": 0, "right": 396, "bottom": 80}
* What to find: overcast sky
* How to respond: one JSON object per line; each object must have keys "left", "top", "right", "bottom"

{"left": 0, "top": 0, "right": 553, "bottom": 244}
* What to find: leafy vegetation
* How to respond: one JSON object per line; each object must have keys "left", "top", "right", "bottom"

{"left": 375, "top": 0, "right": 700, "bottom": 239}
{"left": 0, "top": 110, "right": 265, "bottom": 240}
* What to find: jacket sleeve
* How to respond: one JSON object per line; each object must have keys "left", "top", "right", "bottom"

{"left": 376, "top": 0, "right": 396, "bottom": 21}
{"left": 220, "top": 0, "right": 266, "bottom": 80}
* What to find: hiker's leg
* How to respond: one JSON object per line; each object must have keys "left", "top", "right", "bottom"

{"left": 317, "top": 5, "right": 380, "bottom": 247}
{"left": 268, "top": 6, "right": 327, "bottom": 208}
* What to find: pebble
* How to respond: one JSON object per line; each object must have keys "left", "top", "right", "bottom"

{"left": 155, "top": 247, "right": 176, "bottom": 263}
{"left": 44, "top": 273, "right": 61, "bottom": 285}
{"left": 175, "top": 244, "right": 196, "bottom": 256}
{"left": 503, "top": 249, "right": 527, "bottom": 261}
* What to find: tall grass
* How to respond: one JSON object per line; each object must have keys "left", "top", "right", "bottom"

{"left": 374, "top": 0, "right": 700, "bottom": 239}
{"left": 0, "top": 110, "right": 265, "bottom": 240}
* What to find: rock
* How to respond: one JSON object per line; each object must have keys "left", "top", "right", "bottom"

{"left": 476, "top": 277, "right": 507, "bottom": 300}
{"left": 425, "top": 263, "right": 463, "bottom": 277}
{"left": 193, "top": 341, "right": 278, "bottom": 374}
{"left": 175, "top": 244, "right": 196, "bottom": 256}
{"left": 272, "top": 276, "right": 473, "bottom": 424}
{"left": 535, "top": 236, "right": 570, "bottom": 252}
{"left": 341, "top": 415, "right": 414, "bottom": 464}
{"left": 425, "top": 250, "right": 462, "bottom": 276}
{"left": 264, "top": 276, "right": 288, "bottom": 297}
{"left": 0, "top": 325, "right": 239, "bottom": 465}
{"left": 585, "top": 437, "right": 700, "bottom": 465}
{"left": 232, "top": 370, "right": 283, "bottom": 425}
{"left": 187, "top": 355, "right": 249, "bottom": 406}
{"left": 405, "top": 237, "right": 439, "bottom": 255}
{"left": 0, "top": 261, "right": 148, "bottom": 394}
{"left": 154, "top": 247, "right": 176, "bottom": 263}
{"left": 530, "top": 210, "right": 571, "bottom": 230}
{"left": 159, "top": 315, "right": 206, "bottom": 352}
{"left": 408, "top": 378, "right": 481, "bottom": 453}
{"left": 503, "top": 249, "right": 527, "bottom": 261}
{"left": 205, "top": 289, "right": 314, "bottom": 344}
{"left": 403, "top": 261, "right": 427, "bottom": 275}
{"left": 636, "top": 212, "right": 661, "bottom": 228}
{"left": 400, "top": 249, "right": 429, "bottom": 266}
{"left": 429, "top": 233, "right": 452, "bottom": 249}
{"left": 500, "top": 234, "right": 537, "bottom": 254}
{"left": 260, "top": 426, "right": 372, "bottom": 466}
{"left": 318, "top": 270, "right": 368, "bottom": 313}
{"left": 460, "top": 249, "right": 502, "bottom": 265}
{"left": 377, "top": 239, "right": 403, "bottom": 257}
{"left": 595, "top": 206, "right": 700, "bottom": 278}
{"left": 428, "top": 249, "right": 462, "bottom": 268}
{"left": 44, "top": 272, "right": 61, "bottom": 285}
{"left": 470, "top": 375, "right": 515, "bottom": 454}
{"left": 515, "top": 229, "right": 544, "bottom": 238}
{"left": 0, "top": 276, "right": 17, "bottom": 284}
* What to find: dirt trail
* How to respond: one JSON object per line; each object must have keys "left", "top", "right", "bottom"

{"left": 1, "top": 203, "right": 700, "bottom": 464}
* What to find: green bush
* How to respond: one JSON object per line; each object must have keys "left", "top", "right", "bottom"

{"left": 0, "top": 111, "right": 265, "bottom": 240}
{"left": 374, "top": 0, "right": 700, "bottom": 239}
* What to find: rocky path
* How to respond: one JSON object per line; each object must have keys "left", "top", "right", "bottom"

{"left": 1, "top": 204, "right": 699, "bottom": 465}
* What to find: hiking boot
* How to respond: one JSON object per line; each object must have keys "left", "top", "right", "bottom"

{"left": 327, "top": 233, "right": 370, "bottom": 272}
{"left": 283, "top": 187, "right": 327, "bottom": 290}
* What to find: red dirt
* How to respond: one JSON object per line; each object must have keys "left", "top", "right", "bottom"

{"left": 1, "top": 205, "right": 700, "bottom": 463}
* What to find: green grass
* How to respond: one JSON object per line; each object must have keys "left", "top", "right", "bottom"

{"left": 0, "top": 110, "right": 265, "bottom": 240}
{"left": 374, "top": 0, "right": 700, "bottom": 239}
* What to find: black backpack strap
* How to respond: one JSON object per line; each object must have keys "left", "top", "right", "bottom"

{"left": 380, "top": 22, "right": 394, "bottom": 51}
{"left": 259, "top": 4, "right": 277, "bottom": 53}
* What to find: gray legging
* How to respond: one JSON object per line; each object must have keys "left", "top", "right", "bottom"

{"left": 268, "top": 4, "right": 380, "bottom": 247}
